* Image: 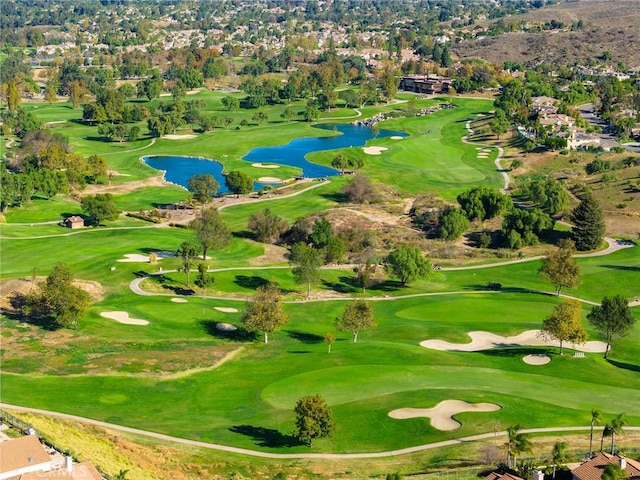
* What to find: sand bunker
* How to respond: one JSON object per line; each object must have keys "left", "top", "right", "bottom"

{"left": 101, "top": 311, "right": 149, "bottom": 326}
{"left": 390, "top": 136, "right": 404, "bottom": 140}
{"left": 523, "top": 354, "right": 551, "bottom": 365}
{"left": 164, "top": 134, "right": 197, "bottom": 140}
{"left": 420, "top": 330, "right": 607, "bottom": 353}
{"left": 118, "top": 251, "right": 208, "bottom": 263}
{"left": 171, "top": 298, "right": 188, "bottom": 303}
{"left": 389, "top": 400, "right": 501, "bottom": 431}
{"left": 216, "top": 322, "right": 238, "bottom": 331}
{"left": 363, "top": 146, "right": 388, "bottom": 155}
{"left": 258, "top": 177, "right": 282, "bottom": 183}
{"left": 215, "top": 307, "right": 238, "bottom": 313}
{"left": 252, "top": 163, "right": 280, "bottom": 168}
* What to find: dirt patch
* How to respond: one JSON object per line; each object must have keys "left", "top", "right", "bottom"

{"left": 0, "top": 278, "right": 104, "bottom": 313}
{"left": 248, "top": 242, "right": 289, "bottom": 266}
{"left": 83, "top": 176, "right": 168, "bottom": 195}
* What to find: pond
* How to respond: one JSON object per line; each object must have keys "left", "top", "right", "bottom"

{"left": 142, "top": 123, "right": 406, "bottom": 194}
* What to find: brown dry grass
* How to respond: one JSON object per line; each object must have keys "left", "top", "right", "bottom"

{"left": 9, "top": 409, "right": 640, "bottom": 479}
{"left": 453, "top": 0, "right": 640, "bottom": 68}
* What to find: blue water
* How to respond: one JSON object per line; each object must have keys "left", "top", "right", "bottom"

{"left": 142, "top": 123, "right": 407, "bottom": 193}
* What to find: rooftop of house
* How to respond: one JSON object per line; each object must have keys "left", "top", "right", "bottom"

{"left": 0, "top": 435, "right": 51, "bottom": 476}
{"left": 572, "top": 452, "right": 640, "bottom": 480}
{"left": 485, "top": 472, "right": 525, "bottom": 480}
{"left": 18, "top": 461, "right": 104, "bottom": 480}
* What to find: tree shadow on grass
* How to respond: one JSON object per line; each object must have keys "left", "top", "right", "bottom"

{"left": 234, "top": 275, "right": 269, "bottom": 290}
{"left": 607, "top": 358, "right": 640, "bottom": 373}
{"left": 199, "top": 320, "right": 257, "bottom": 342}
{"left": 286, "top": 330, "right": 324, "bottom": 344}
{"left": 322, "top": 278, "right": 358, "bottom": 294}
{"left": 229, "top": 425, "right": 301, "bottom": 448}
{"left": 599, "top": 264, "right": 640, "bottom": 272}
{"left": 476, "top": 347, "right": 551, "bottom": 358}
{"left": 161, "top": 285, "right": 195, "bottom": 296}
{"left": 366, "top": 279, "right": 407, "bottom": 293}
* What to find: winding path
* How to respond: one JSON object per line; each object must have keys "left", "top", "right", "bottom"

{"left": 1, "top": 403, "right": 637, "bottom": 459}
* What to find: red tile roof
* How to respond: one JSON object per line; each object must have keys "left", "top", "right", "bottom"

{"left": 485, "top": 473, "right": 524, "bottom": 480}
{"left": 572, "top": 452, "right": 640, "bottom": 480}
{"left": 0, "top": 435, "right": 51, "bottom": 475}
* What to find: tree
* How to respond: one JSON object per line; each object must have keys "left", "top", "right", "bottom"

{"left": 294, "top": 394, "right": 335, "bottom": 446}
{"left": 602, "top": 464, "right": 629, "bottom": 480}
{"left": 6, "top": 80, "right": 20, "bottom": 112}
{"left": 589, "top": 409, "right": 602, "bottom": 459}
{"left": 222, "top": 95, "right": 240, "bottom": 111}
{"left": 248, "top": 208, "right": 289, "bottom": 244}
{"left": 385, "top": 245, "right": 431, "bottom": 286}
{"left": 24, "top": 263, "right": 90, "bottom": 330}
{"left": 324, "top": 333, "right": 335, "bottom": 353}
{"left": 353, "top": 257, "right": 377, "bottom": 294}
{"left": 241, "top": 283, "right": 288, "bottom": 343}
{"left": 304, "top": 102, "right": 320, "bottom": 122}
{"left": 80, "top": 193, "right": 120, "bottom": 225}
{"left": 187, "top": 174, "right": 219, "bottom": 205}
{"left": 551, "top": 441, "right": 568, "bottom": 479}
{"left": 457, "top": 187, "right": 512, "bottom": 221}
{"left": 571, "top": 193, "right": 605, "bottom": 251}
{"left": 538, "top": 239, "right": 582, "bottom": 295}
{"left": 587, "top": 295, "right": 636, "bottom": 359}
{"left": 437, "top": 206, "right": 469, "bottom": 241}
{"left": 190, "top": 207, "right": 231, "bottom": 260}
{"left": 608, "top": 413, "right": 627, "bottom": 455}
{"left": 289, "top": 242, "right": 323, "bottom": 297}
{"left": 44, "top": 83, "right": 57, "bottom": 105}
{"left": 490, "top": 109, "right": 510, "bottom": 139}
{"left": 335, "top": 299, "right": 376, "bottom": 343}
{"left": 505, "top": 425, "right": 532, "bottom": 469}
{"left": 225, "top": 170, "right": 254, "bottom": 196}
{"left": 193, "top": 262, "right": 215, "bottom": 298}
{"left": 539, "top": 299, "right": 586, "bottom": 355}
{"left": 176, "top": 241, "right": 199, "bottom": 286}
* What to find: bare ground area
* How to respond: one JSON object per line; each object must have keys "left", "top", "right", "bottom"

{"left": 83, "top": 176, "right": 168, "bottom": 195}
{"left": 452, "top": 0, "right": 640, "bottom": 67}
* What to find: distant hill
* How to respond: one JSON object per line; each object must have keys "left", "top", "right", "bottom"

{"left": 452, "top": 0, "right": 640, "bottom": 69}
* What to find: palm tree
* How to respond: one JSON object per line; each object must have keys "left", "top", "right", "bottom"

{"left": 552, "top": 441, "right": 568, "bottom": 479}
{"left": 506, "top": 425, "right": 532, "bottom": 468}
{"left": 589, "top": 409, "right": 602, "bottom": 458}
{"left": 601, "top": 424, "right": 612, "bottom": 452}
{"left": 609, "top": 413, "right": 627, "bottom": 454}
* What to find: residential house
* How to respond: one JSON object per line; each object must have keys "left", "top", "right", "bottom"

{"left": 399, "top": 75, "right": 452, "bottom": 94}
{"left": 0, "top": 435, "right": 103, "bottom": 480}
{"left": 572, "top": 452, "right": 640, "bottom": 480}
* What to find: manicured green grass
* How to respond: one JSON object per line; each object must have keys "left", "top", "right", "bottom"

{"left": 2, "top": 93, "right": 638, "bottom": 457}
{"left": 2, "top": 290, "right": 638, "bottom": 453}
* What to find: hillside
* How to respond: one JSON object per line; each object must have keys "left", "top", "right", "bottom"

{"left": 452, "top": 0, "right": 640, "bottom": 68}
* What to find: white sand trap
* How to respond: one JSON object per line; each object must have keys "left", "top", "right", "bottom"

{"left": 523, "top": 354, "right": 551, "bottom": 365}
{"left": 363, "top": 146, "right": 388, "bottom": 155}
{"left": 477, "top": 154, "right": 489, "bottom": 158}
{"left": 258, "top": 176, "right": 282, "bottom": 183}
{"left": 164, "top": 134, "right": 197, "bottom": 140}
{"left": 252, "top": 163, "right": 280, "bottom": 168}
{"left": 215, "top": 307, "right": 238, "bottom": 313}
{"left": 389, "top": 400, "right": 500, "bottom": 431}
{"left": 171, "top": 298, "right": 188, "bottom": 303}
{"left": 216, "top": 322, "right": 238, "bottom": 331}
{"left": 420, "top": 330, "right": 607, "bottom": 353}
{"left": 101, "top": 311, "right": 149, "bottom": 326}
{"left": 390, "top": 136, "right": 404, "bottom": 140}
{"left": 118, "top": 254, "right": 152, "bottom": 263}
